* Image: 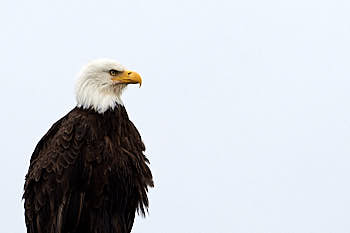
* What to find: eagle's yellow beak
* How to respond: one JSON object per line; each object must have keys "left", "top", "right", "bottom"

{"left": 111, "top": 70, "right": 142, "bottom": 87}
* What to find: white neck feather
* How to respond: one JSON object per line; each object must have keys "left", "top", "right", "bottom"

{"left": 75, "top": 78, "right": 125, "bottom": 114}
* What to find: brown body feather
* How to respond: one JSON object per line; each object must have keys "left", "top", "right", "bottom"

{"left": 23, "top": 105, "right": 153, "bottom": 233}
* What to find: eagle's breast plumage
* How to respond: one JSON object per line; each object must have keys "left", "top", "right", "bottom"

{"left": 24, "top": 105, "right": 153, "bottom": 233}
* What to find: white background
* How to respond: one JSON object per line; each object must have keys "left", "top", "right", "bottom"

{"left": 0, "top": 0, "right": 349, "bottom": 232}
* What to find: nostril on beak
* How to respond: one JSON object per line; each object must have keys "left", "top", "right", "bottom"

{"left": 128, "top": 72, "right": 132, "bottom": 75}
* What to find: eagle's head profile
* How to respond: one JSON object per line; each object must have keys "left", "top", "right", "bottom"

{"left": 75, "top": 59, "right": 142, "bottom": 113}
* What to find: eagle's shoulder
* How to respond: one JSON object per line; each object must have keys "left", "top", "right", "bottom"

{"left": 23, "top": 108, "right": 94, "bottom": 232}
{"left": 24, "top": 108, "right": 91, "bottom": 188}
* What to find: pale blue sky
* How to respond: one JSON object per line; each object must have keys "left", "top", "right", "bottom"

{"left": 1, "top": 0, "right": 349, "bottom": 232}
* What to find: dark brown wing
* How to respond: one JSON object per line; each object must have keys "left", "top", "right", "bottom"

{"left": 23, "top": 109, "right": 89, "bottom": 233}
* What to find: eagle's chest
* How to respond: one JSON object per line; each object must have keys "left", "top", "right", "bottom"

{"left": 82, "top": 135, "right": 139, "bottom": 207}
{"left": 85, "top": 129, "right": 139, "bottom": 185}
{"left": 82, "top": 111, "right": 152, "bottom": 203}
{"left": 103, "top": 134, "right": 137, "bottom": 171}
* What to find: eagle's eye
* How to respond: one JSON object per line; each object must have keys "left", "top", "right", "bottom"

{"left": 109, "top": 69, "right": 120, "bottom": 76}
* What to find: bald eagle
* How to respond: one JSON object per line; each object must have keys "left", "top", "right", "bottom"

{"left": 23, "top": 59, "right": 154, "bottom": 233}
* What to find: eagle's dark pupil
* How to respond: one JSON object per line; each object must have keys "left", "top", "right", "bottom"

{"left": 109, "top": 69, "right": 119, "bottom": 76}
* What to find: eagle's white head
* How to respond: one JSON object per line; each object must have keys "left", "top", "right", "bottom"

{"left": 75, "top": 59, "right": 142, "bottom": 114}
